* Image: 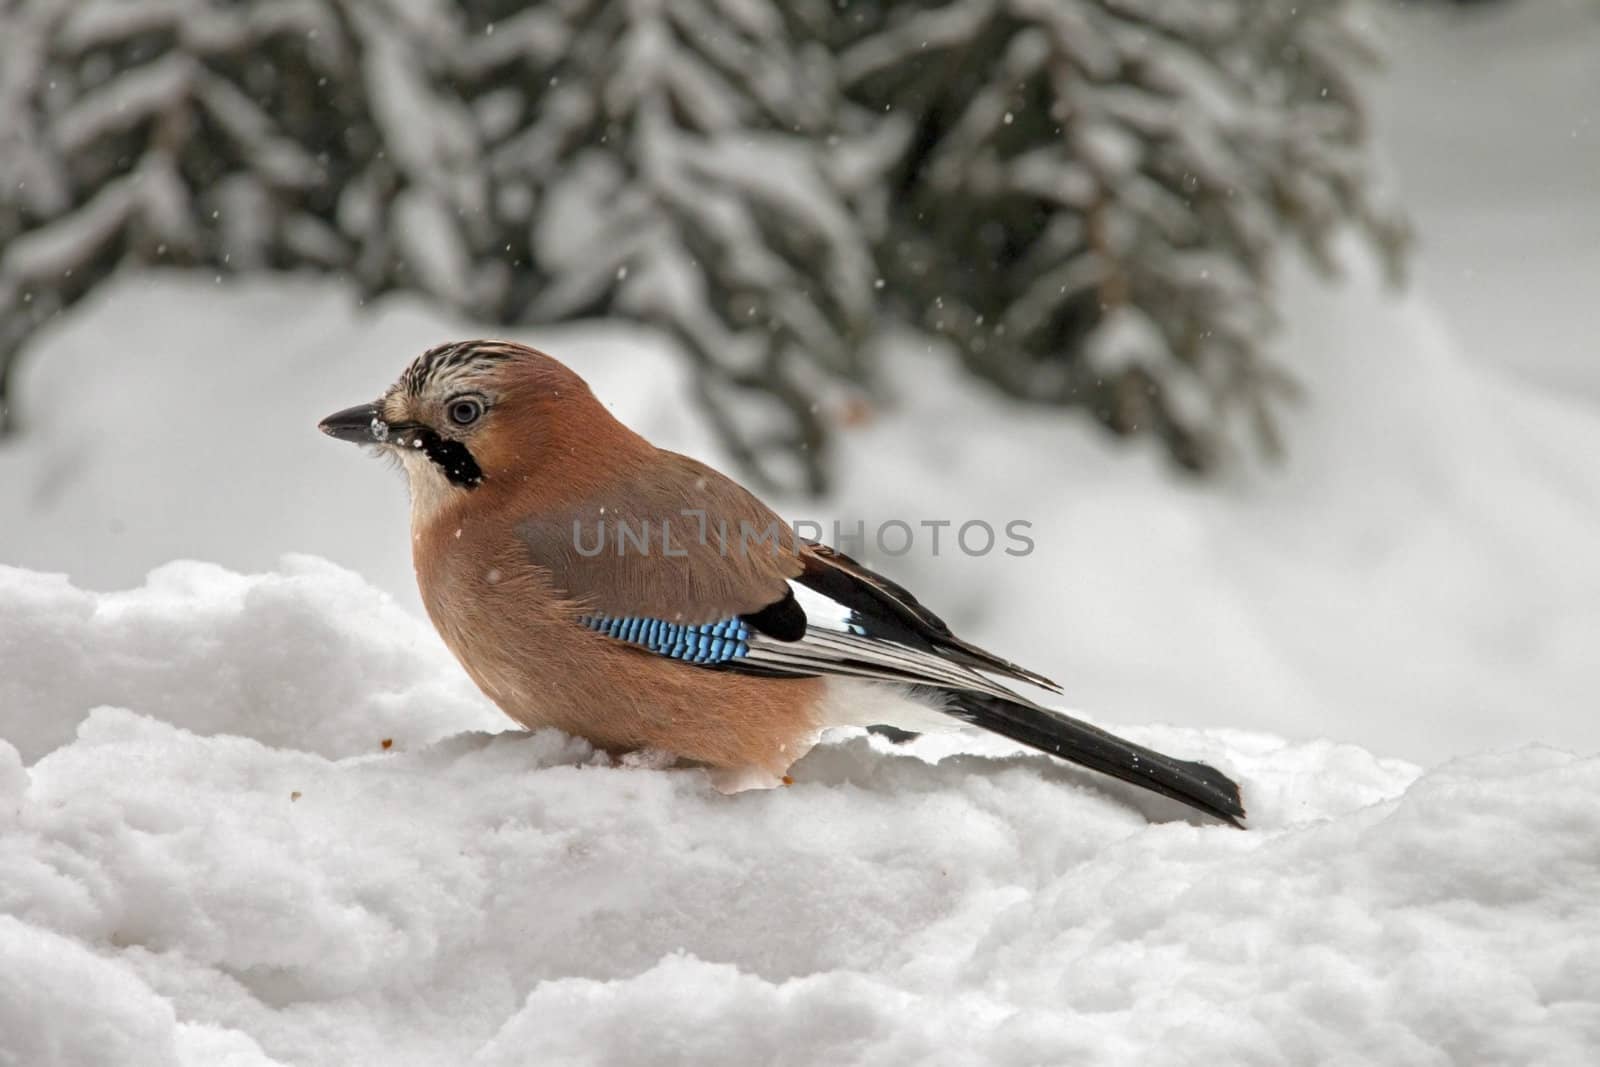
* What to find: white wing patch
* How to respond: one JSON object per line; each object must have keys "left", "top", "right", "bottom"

{"left": 745, "top": 580, "right": 1043, "bottom": 708}
{"left": 789, "top": 581, "right": 866, "bottom": 635}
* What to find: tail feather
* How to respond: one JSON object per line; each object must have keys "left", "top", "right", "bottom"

{"left": 946, "top": 694, "right": 1246, "bottom": 827}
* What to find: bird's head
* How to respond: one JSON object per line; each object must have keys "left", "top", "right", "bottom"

{"left": 319, "top": 339, "right": 639, "bottom": 520}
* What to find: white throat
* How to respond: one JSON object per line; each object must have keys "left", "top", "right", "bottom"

{"left": 398, "top": 449, "right": 467, "bottom": 529}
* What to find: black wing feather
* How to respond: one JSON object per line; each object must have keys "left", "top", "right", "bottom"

{"left": 797, "top": 544, "right": 1061, "bottom": 693}
{"left": 739, "top": 587, "right": 807, "bottom": 641}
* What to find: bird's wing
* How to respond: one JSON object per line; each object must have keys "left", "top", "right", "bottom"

{"left": 514, "top": 450, "right": 802, "bottom": 626}
{"left": 791, "top": 543, "right": 1061, "bottom": 692}
{"left": 565, "top": 531, "right": 1060, "bottom": 703}
{"left": 514, "top": 443, "right": 1058, "bottom": 694}
{"left": 573, "top": 571, "right": 1032, "bottom": 700}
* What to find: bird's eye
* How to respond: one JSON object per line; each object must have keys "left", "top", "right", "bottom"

{"left": 447, "top": 397, "right": 484, "bottom": 427}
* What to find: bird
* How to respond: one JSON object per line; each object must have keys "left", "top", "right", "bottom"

{"left": 319, "top": 340, "right": 1245, "bottom": 826}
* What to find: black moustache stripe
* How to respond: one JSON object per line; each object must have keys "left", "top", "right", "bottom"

{"left": 415, "top": 428, "right": 483, "bottom": 488}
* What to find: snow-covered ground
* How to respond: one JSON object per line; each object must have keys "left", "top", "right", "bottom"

{"left": 3, "top": 3, "right": 1600, "bottom": 1063}
{"left": 4, "top": 558, "right": 1598, "bottom": 1066}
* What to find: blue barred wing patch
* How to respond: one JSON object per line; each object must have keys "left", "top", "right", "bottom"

{"left": 580, "top": 614, "right": 751, "bottom": 664}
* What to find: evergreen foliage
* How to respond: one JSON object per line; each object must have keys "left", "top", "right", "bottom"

{"left": 0, "top": 0, "right": 1404, "bottom": 492}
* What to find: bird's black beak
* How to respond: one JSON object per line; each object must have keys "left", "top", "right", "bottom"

{"left": 318, "top": 403, "right": 387, "bottom": 444}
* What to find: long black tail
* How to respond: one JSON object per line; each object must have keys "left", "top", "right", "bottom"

{"left": 946, "top": 693, "right": 1246, "bottom": 827}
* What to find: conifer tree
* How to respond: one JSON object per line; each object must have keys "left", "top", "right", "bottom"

{"left": 837, "top": 0, "right": 1407, "bottom": 469}
{"left": 0, "top": 0, "right": 1404, "bottom": 492}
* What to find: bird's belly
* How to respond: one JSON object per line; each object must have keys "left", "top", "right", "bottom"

{"left": 417, "top": 557, "right": 824, "bottom": 775}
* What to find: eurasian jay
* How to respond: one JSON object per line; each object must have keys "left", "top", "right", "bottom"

{"left": 319, "top": 340, "right": 1245, "bottom": 826}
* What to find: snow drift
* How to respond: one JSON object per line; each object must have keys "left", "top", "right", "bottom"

{"left": 3, "top": 558, "right": 1598, "bottom": 1066}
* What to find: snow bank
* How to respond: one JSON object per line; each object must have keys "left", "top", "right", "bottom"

{"left": 0, "top": 556, "right": 502, "bottom": 763}
{"left": 3, "top": 561, "right": 1599, "bottom": 1065}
